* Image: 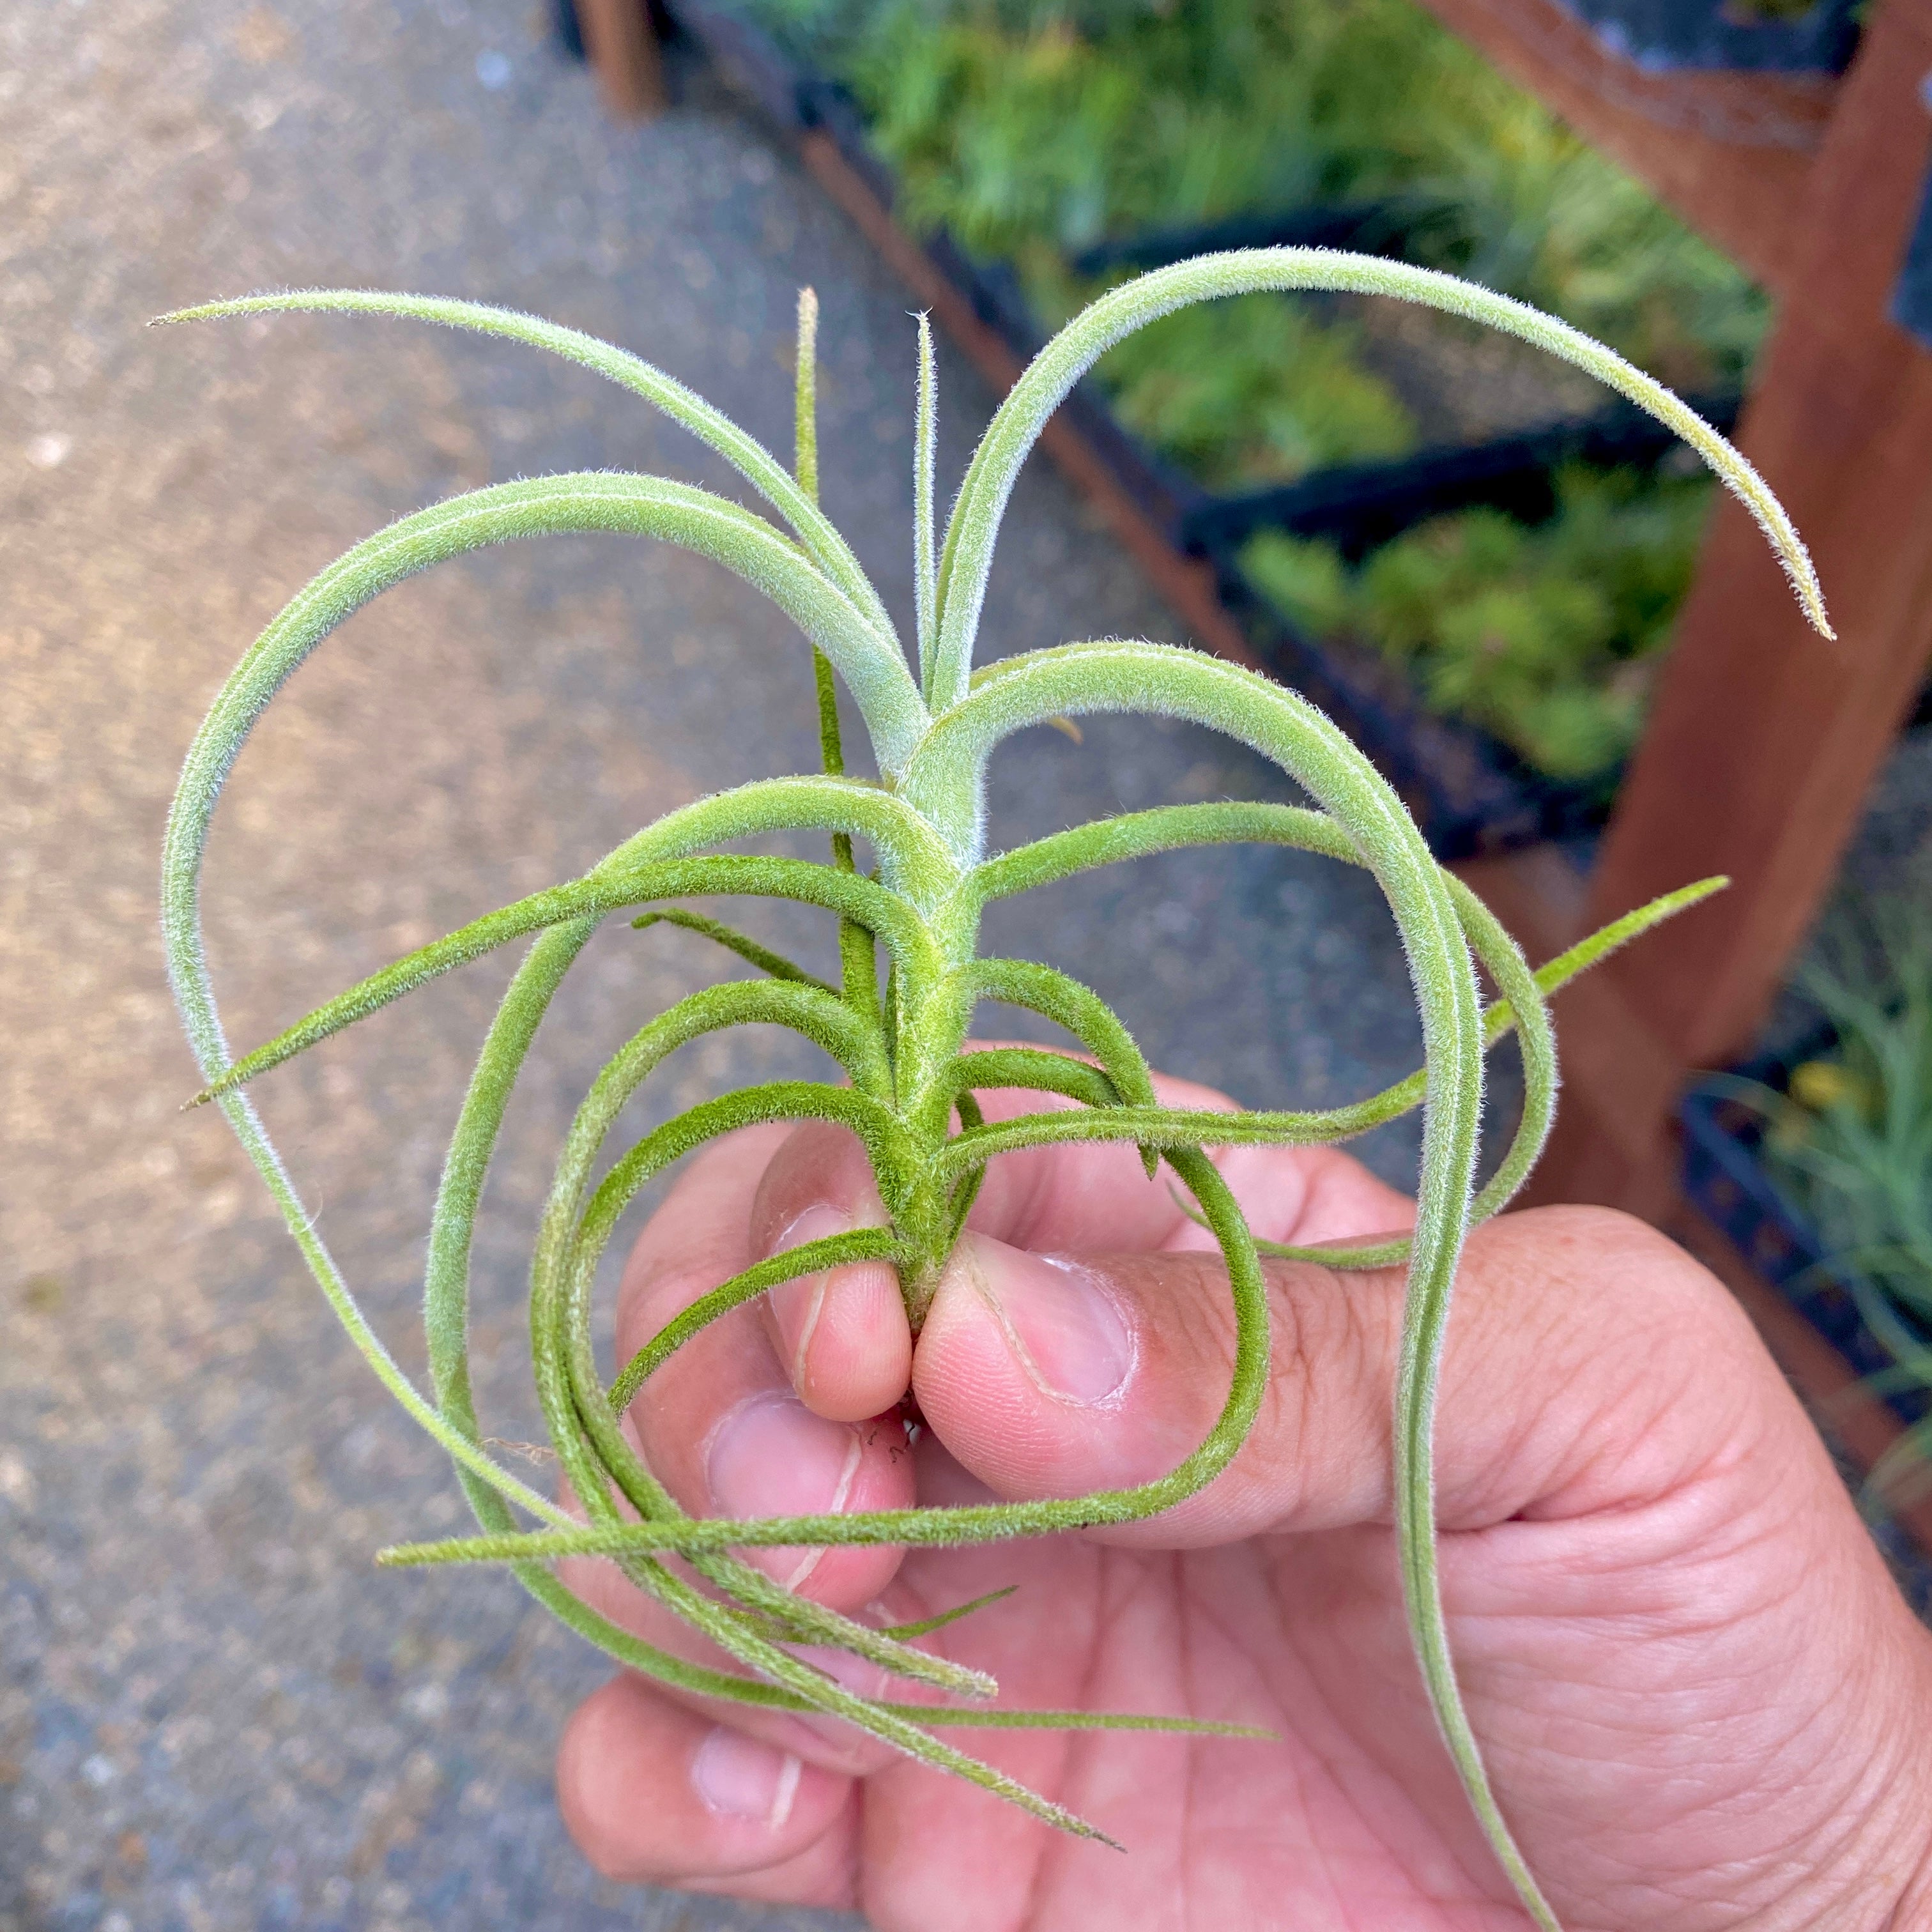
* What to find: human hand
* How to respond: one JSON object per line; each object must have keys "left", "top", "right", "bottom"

{"left": 554, "top": 1066, "right": 1932, "bottom": 1930}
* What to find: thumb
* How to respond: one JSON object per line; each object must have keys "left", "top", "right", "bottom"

{"left": 910, "top": 1204, "right": 1788, "bottom": 1545}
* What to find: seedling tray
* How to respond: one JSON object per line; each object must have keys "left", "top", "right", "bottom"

{"left": 655, "top": 0, "right": 1731, "bottom": 859}
{"left": 1209, "top": 540, "right": 1613, "bottom": 857}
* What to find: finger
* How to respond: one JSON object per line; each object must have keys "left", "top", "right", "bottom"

{"left": 956, "top": 1064, "right": 1415, "bottom": 1254}
{"left": 612, "top": 1126, "right": 913, "bottom": 1607}
{"left": 1163, "top": 1138, "right": 1414, "bottom": 1256}
{"left": 558, "top": 1671, "right": 856, "bottom": 1905}
{"left": 748, "top": 1120, "right": 912, "bottom": 1422}
{"left": 909, "top": 1203, "right": 1788, "bottom": 1545}
{"left": 610, "top": 1117, "right": 792, "bottom": 1393}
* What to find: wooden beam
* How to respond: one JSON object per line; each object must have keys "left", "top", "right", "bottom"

{"left": 577, "top": 0, "right": 667, "bottom": 118}
{"left": 1412, "top": 0, "right": 1832, "bottom": 293}
{"left": 1528, "top": 0, "right": 1932, "bottom": 1209}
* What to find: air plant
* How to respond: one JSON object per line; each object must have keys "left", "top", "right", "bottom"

{"left": 158, "top": 251, "right": 1826, "bottom": 1927}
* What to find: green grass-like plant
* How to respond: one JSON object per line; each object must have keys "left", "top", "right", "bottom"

{"left": 1731, "top": 899, "right": 1932, "bottom": 1510}
{"left": 158, "top": 252, "right": 1826, "bottom": 1924}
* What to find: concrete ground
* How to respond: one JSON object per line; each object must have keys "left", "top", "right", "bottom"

{"left": 0, "top": 3, "right": 1528, "bottom": 1926}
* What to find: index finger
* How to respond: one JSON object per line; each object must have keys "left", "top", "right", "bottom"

{"left": 610, "top": 1123, "right": 914, "bottom": 1606}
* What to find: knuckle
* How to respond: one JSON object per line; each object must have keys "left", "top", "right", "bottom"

{"left": 1471, "top": 1202, "right": 1727, "bottom": 1338}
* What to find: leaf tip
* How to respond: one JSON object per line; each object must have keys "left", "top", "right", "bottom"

{"left": 149, "top": 301, "right": 227, "bottom": 328}
{"left": 1801, "top": 581, "right": 1835, "bottom": 641}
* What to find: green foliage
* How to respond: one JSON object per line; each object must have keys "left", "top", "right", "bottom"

{"left": 1080, "top": 290, "right": 1419, "bottom": 491}
{"left": 738, "top": 0, "right": 1767, "bottom": 388}
{"left": 158, "top": 254, "right": 1824, "bottom": 1925}
{"left": 1243, "top": 463, "right": 1713, "bottom": 781}
{"left": 1756, "top": 900, "right": 1932, "bottom": 1506}
{"left": 849, "top": 0, "right": 1354, "bottom": 254}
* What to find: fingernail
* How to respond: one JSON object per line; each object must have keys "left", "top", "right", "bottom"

{"left": 705, "top": 1390, "right": 862, "bottom": 1587}
{"left": 963, "top": 1241, "right": 1134, "bottom": 1406}
{"left": 789, "top": 1644, "right": 890, "bottom": 1750}
{"left": 691, "top": 1726, "right": 802, "bottom": 1828}
{"left": 766, "top": 1204, "right": 854, "bottom": 1381}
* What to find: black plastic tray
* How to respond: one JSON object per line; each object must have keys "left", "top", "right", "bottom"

{"left": 1191, "top": 391, "right": 1740, "bottom": 555}
{"left": 1210, "top": 542, "right": 1619, "bottom": 855}
{"left": 1195, "top": 389, "right": 1747, "bottom": 855}
{"left": 1551, "top": 0, "right": 1858, "bottom": 73}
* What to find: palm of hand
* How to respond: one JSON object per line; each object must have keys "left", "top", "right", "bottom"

{"left": 558, "top": 1079, "right": 1932, "bottom": 1932}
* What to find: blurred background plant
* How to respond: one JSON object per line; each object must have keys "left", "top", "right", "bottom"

{"left": 712, "top": 0, "right": 1761, "bottom": 781}
{"left": 1740, "top": 899, "right": 1932, "bottom": 1511}
{"left": 749, "top": 0, "right": 1763, "bottom": 379}
{"left": 1241, "top": 461, "right": 1713, "bottom": 782}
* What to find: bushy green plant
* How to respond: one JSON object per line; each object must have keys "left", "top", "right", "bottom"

{"left": 1750, "top": 901, "right": 1932, "bottom": 1507}
{"left": 159, "top": 251, "right": 1825, "bottom": 1926}
{"left": 1242, "top": 463, "right": 1713, "bottom": 781}
{"left": 839, "top": 0, "right": 1360, "bottom": 254}
{"left": 1071, "top": 287, "right": 1419, "bottom": 489}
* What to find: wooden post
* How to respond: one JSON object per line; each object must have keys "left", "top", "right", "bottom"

{"left": 1413, "top": 0, "right": 1832, "bottom": 293}
{"left": 577, "top": 0, "right": 668, "bottom": 118}
{"left": 1522, "top": 0, "right": 1932, "bottom": 1212}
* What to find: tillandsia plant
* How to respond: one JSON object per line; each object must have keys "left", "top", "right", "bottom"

{"left": 158, "top": 252, "right": 1828, "bottom": 1927}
